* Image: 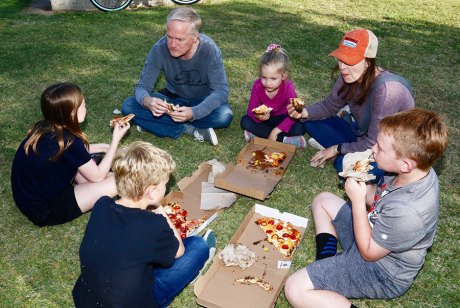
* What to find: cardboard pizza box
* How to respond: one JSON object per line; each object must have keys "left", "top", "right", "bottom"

{"left": 214, "top": 138, "right": 296, "bottom": 200}
{"left": 161, "top": 162, "right": 236, "bottom": 237}
{"left": 194, "top": 204, "right": 308, "bottom": 308}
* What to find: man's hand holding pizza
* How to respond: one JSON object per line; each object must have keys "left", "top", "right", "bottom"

{"left": 142, "top": 96, "right": 170, "bottom": 117}
{"left": 169, "top": 106, "right": 193, "bottom": 123}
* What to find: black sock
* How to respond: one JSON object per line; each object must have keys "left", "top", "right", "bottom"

{"left": 315, "top": 233, "right": 337, "bottom": 260}
{"left": 350, "top": 304, "right": 358, "bottom": 308}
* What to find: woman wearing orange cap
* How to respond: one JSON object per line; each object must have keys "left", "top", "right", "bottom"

{"left": 288, "top": 28, "right": 414, "bottom": 182}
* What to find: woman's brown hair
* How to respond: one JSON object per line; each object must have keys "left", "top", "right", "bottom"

{"left": 332, "top": 58, "right": 380, "bottom": 105}
{"left": 24, "top": 83, "right": 89, "bottom": 160}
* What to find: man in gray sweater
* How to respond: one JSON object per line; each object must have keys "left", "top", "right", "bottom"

{"left": 122, "top": 7, "right": 232, "bottom": 145}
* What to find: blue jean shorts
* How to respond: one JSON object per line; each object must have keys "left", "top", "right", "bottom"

{"left": 306, "top": 203, "right": 409, "bottom": 299}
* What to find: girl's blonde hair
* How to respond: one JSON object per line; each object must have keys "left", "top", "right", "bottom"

{"left": 24, "top": 82, "right": 88, "bottom": 160}
{"left": 112, "top": 141, "right": 176, "bottom": 201}
{"left": 259, "top": 44, "right": 289, "bottom": 74}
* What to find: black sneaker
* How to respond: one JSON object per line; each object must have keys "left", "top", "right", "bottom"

{"left": 193, "top": 128, "right": 218, "bottom": 145}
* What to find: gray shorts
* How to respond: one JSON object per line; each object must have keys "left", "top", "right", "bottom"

{"left": 306, "top": 203, "right": 409, "bottom": 299}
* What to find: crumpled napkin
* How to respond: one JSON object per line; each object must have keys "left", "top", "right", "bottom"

{"left": 207, "top": 159, "right": 227, "bottom": 183}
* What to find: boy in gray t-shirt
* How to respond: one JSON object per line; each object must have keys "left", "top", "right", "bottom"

{"left": 284, "top": 108, "right": 448, "bottom": 307}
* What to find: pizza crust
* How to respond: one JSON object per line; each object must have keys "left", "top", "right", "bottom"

{"left": 235, "top": 276, "right": 274, "bottom": 292}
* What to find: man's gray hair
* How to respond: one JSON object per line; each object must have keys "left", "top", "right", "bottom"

{"left": 167, "top": 7, "right": 202, "bottom": 34}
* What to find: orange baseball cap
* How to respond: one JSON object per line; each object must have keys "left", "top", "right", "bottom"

{"left": 330, "top": 29, "right": 378, "bottom": 66}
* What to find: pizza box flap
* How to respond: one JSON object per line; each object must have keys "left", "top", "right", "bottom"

{"left": 194, "top": 204, "right": 308, "bottom": 308}
{"left": 214, "top": 138, "right": 296, "bottom": 200}
{"left": 177, "top": 161, "right": 211, "bottom": 193}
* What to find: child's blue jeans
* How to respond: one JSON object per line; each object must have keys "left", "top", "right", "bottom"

{"left": 304, "top": 116, "right": 384, "bottom": 182}
{"left": 152, "top": 236, "right": 209, "bottom": 307}
{"left": 122, "top": 93, "right": 233, "bottom": 139}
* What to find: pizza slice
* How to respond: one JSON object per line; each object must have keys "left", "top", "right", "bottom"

{"left": 109, "top": 114, "right": 135, "bottom": 127}
{"left": 338, "top": 149, "right": 376, "bottom": 182}
{"left": 163, "top": 202, "right": 205, "bottom": 239}
{"left": 290, "top": 98, "right": 305, "bottom": 113}
{"left": 249, "top": 150, "right": 287, "bottom": 168}
{"left": 352, "top": 159, "right": 372, "bottom": 173}
{"left": 235, "top": 276, "right": 274, "bottom": 292}
{"left": 184, "top": 218, "right": 205, "bottom": 236}
{"left": 252, "top": 104, "right": 273, "bottom": 115}
{"left": 166, "top": 101, "right": 178, "bottom": 112}
{"left": 255, "top": 217, "right": 301, "bottom": 258}
{"left": 266, "top": 152, "right": 287, "bottom": 167}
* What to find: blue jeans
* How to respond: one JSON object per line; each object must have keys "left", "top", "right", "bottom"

{"left": 153, "top": 236, "right": 209, "bottom": 307}
{"left": 240, "top": 115, "right": 306, "bottom": 142}
{"left": 304, "top": 116, "right": 384, "bottom": 182}
{"left": 122, "top": 93, "right": 233, "bottom": 139}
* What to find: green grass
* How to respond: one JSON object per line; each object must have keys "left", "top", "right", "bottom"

{"left": 1, "top": 0, "right": 459, "bottom": 307}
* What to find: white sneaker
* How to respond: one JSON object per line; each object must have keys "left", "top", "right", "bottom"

{"left": 307, "top": 138, "right": 325, "bottom": 151}
{"left": 136, "top": 125, "right": 145, "bottom": 133}
{"left": 193, "top": 128, "right": 218, "bottom": 145}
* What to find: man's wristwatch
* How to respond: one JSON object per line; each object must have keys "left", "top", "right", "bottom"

{"left": 336, "top": 144, "right": 342, "bottom": 154}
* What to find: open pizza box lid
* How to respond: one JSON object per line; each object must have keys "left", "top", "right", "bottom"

{"left": 194, "top": 204, "right": 308, "bottom": 307}
{"left": 214, "top": 138, "right": 296, "bottom": 200}
{"left": 161, "top": 162, "right": 236, "bottom": 237}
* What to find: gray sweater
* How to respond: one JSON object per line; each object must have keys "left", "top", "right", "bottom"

{"left": 134, "top": 33, "right": 229, "bottom": 120}
{"left": 306, "top": 71, "right": 414, "bottom": 153}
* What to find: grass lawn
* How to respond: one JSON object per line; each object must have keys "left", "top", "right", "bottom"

{"left": 0, "top": 0, "right": 459, "bottom": 307}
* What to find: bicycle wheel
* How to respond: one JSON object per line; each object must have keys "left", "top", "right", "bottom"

{"left": 170, "top": 0, "right": 201, "bottom": 4}
{"left": 90, "top": 0, "right": 133, "bottom": 12}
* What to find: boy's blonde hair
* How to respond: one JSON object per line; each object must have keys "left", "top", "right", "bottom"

{"left": 112, "top": 141, "right": 176, "bottom": 201}
{"left": 380, "top": 108, "right": 448, "bottom": 171}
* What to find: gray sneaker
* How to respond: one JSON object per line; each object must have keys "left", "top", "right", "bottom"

{"left": 193, "top": 128, "right": 218, "bottom": 145}
{"left": 191, "top": 230, "right": 217, "bottom": 284}
{"left": 136, "top": 125, "right": 145, "bottom": 133}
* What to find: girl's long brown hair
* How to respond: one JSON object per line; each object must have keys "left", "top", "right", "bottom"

{"left": 24, "top": 83, "right": 89, "bottom": 160}
{"left": 332, "top": 58, "right": 380, "bottom": 105}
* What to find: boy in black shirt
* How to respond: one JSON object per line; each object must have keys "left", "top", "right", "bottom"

{"left": 73, "top": 141, "right": 214, "bottom": 307}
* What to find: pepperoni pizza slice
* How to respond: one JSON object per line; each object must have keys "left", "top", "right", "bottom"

{"left": 164, "top": 202, "right": 205, "bottom": 239}
{"left": 255, "top": 217, "right": 301, "bottom": 258}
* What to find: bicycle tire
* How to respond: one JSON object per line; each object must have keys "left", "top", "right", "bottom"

{"left": 90, "top": 0, "right": 133, "bottom": 12}
{"left": 170, "top": 0, "right": 201, "bottom": 4}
